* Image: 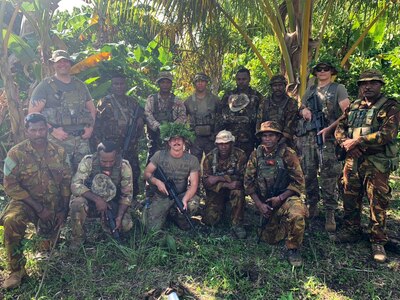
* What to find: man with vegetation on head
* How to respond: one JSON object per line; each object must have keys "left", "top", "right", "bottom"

{"left": 185, "top": 72, "right": 219, "bottom": 162}
{"left": 256, "top": 74, "right": 298, "bottom": 147}
{"left": 216, "top": 67, "right": 263, "bottom": 158}
{"left": 333, "top": 70, "right": 400, "bottom": 263}
{"left": 0, "top": 113, "right": 72, "bottom": 289}
{"left": 244, "top": 121, "right": 307, "bottom": 267}
{"left": 69, "top": 141, "right": 134, "bottom": 249}
{"left": 144, "top": 71, "right": 187, "bottom": 163}
{"left": 143, "top": 122, "right": 200, "bottom": 231}
{"left": 297, "top": 60, "right": 350, "bottom": 232}
{"left": 91, "top": 72, "right": 144, "bottom": 199}
{"left": 202, "top": 130, "right": 248, "bottom": 239}
{"left": 28, "top": 49, "right": 96, "bottom": 173}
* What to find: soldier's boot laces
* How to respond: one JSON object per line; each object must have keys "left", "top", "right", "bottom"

{"left": 308, "top": 203, "right": 319, "bottom": 218}
{"left": 287, "top": 249, "right": 303, "bottom": 267}
{"left": 1, "top": 267, "right": 27, "bottom": 289}
{"left": 372, "top": 244, "right": 387, "bottom": 263}
{"left": 232, "top": 225, "right": 247, "bottom": 239}
{"left": 325, "top": 210, "right": 336, "bottom": 232}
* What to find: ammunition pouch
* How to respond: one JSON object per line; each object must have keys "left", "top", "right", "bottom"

{"left": 194, "top": 125, "right": 212, "bottom": 137}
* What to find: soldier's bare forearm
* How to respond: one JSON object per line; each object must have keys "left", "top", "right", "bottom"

{"left": 117, "top": 203, "right": 129, "bottom": 219}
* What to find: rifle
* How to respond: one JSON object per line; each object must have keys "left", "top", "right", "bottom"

{"left": 310, "top": 92, "right": 325, "bottom": 166}
{"left": 154, "top": 166, "right": 195, "bottom": 230}
{"left": 121, "top": 104, "right": 140, "bottom": 158}
{"left": 105, "top": 208, "right": 121, "bottom": 242}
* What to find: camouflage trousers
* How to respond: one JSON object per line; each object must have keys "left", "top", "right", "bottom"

{"left": 49, "top": 134, "right": 90, "bottom": 173}
{"left": 0, "top": 201, "right": 58, "bottom": 272}
{"left": 189, "top": 136, "right": 215, "bottom": 163}
{"left": 261, "top": 196, "right": 307, "bottom": 249}
{"left": 202, "top": 188, "right": 245, "bottom": 226}
{"left": 142, "top": 193, "right": 200, "bottom": 232}
{"left": 342, "top": 157, "right": 391, "bottom": 244}
{"left": 125, "top": 150, "right": 141, "bottom": 198}
{"left": 299, "top": 132, "right": 341, "bottom": 210}
{"left": 69, "top": 196, "right": 133, "bottom": 241}
{"left": 146, "top": 129, "right": 164, "bottom": 164}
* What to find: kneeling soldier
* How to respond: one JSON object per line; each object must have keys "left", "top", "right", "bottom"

{"left": 244, "top": 121, "right": 308, "bottom": 266}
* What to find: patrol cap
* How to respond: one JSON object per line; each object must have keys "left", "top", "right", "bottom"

{"left": 357, "top": 69, "right": 385, "bottom": 85}
{"left": 312, "top": 61, "right": 338, "bottom": 76}
{"left": 156, "top": 71, "right": 173, "bottom": 84}
{"left": 256, "top": 121, "right": 282, "bottom": 136}
{"left": 91, "top": 174, "right": 117, "bottom": 202}
{"left": 228, "top": 94, "right": 250, "bottom": 112}
{"left": 49, "top": 50, "right": 73, "bottom": 63}
{"left": 269, "top": 74, "right": 287, "bottom": 85}
{"left": 215, "top": 130, "right": 235, "bottom": 144}
{"left": 193, "top": 72, "right": 210, "bottom": 83}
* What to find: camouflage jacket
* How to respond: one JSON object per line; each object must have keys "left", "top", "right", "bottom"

{"left": 92, "top": 93, "right": 144, "bottom": 151}
{"left": 202, "top": 147, "right": 247, "bottom": 193}
{"left": 71, "top": 155, "right": 133, "bottom": 206}
{"left": 256, "top": 94, "right": 298, "bottom": 140}
{"left": 244, "top": 144, "right": 305, "bottom": 198}
{"left": 144, "top": 92, "right": 187, "bottom": 131}
{"left": 3, "top": 140, "right": 71, "bottom": 211}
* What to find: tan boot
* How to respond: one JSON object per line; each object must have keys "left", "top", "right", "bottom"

{"left": 372, "top": 244, "right": 387, "bottom": 263}
{"left": 325, "top": 210, "right": 336, "bottom": 232}
{"left": 2, "top": 268, "right": 27, "bottom": 289}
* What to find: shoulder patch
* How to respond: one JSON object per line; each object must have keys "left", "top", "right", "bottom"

{"left": 4, "top": 156, "right": 17, "bottom": 176}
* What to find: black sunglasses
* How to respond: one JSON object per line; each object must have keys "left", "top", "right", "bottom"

{"left": 316, "top": 66, "right": 331, "bottom": 72}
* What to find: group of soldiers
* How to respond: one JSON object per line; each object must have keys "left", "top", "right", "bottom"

{"left": 0, "top": 49, "right": 399, "bottom": 289}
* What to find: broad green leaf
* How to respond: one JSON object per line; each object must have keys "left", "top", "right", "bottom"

{"left": 2, "top": 30, "right": 36, "bottom": 65}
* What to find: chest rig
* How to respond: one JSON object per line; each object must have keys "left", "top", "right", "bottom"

{"left": 211, "top": 148, "right": 238, "bottom": 176}
{"left": 187, "top": 93, "right": 216, "bottom": 136}
{"left": 307, "top": 83, "right": 340, "bottom": 125}
{"left": 152, "top": 93, "right": 175, "bottom": 123}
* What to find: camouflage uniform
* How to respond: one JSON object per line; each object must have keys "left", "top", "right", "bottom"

{"left": 202, "top": 147, "right": 247, "bottom": 226}
{"left": 144, "top": 150, "right": 200, "bottom": 231}
{"left": 91, "top": 93, "right": 144, "bottom": 197}
{"left": 244, "top": 143, "right": 307, "bottom": 249}
{"left": 144, "top": 93, "right": 187, "bottom": 162}
{"left": 185, "top": 91, "right": 219, "bottom": 162}
{"left": 1, "top": 140, "right": 71, "bottom": 272}
{"left": 335, "top": 95, "right": 400, "bottom": 244}
{"left": 217, "top": 87, "right": 262, "bottom": 158}
{"left": 31, "top": 76, "right": 94, "bottom": 171}
{"left": 297, "top": 82, "right": 349, "bottom": 210}
{"left": 69, "top": 154, "right": 134, "bottom": 240}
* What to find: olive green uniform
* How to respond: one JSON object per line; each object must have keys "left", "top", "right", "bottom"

{"left": 1, "top": 140, "right": 71, "bottom": 272}
{"left": 202, "top": 147, "right": 247, "bottom": 226}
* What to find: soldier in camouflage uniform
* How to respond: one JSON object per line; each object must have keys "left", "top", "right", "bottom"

{"left": 216, "top": 68, "right": 263, "bottom": 158}
{"left": 256, "top": 75, "right": 298, "bottom": 147}
{"left": 28, "top": 50, "right": 96, "bottom": 172}
{"left": 244, "top": 121, "right": 307, "bottom": 267}
{"left": 143, "top": 123, "right": 200, "bottom": 231}
{"left": 144, "top": 71, "right": 187, "bottom": 163}
{"left": 1, "top": 113, "right": 72, "bottom": 289}
{"left": 69, "top": 141, "right": 134, "bottom": 248}
{"left": 202, "top": 130, "right": 247, "bottom": 239}
{"left": 91, "top": 73, "right": 144, "bottom": 198}
{"left": 298, "top": 61, "right": 350, "bottom": 232}
{"left": 185, "top": 73, "right": 219, "bottom": 162}
{"left": 334, "top": 70, "right": 400, "bottom": 263}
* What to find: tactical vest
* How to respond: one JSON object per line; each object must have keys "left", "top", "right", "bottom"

{"left": 42, "top": 76, "right": 92, "bottom": 132}
{"left": 306, "top": 83, "right": 340, "bottom": 125}
{"left": 211, "top": 148, "right": 239, "bottom": 176}
{"left": 99, "top": 95, "right": 134, "bottom": 134}
{"left": 152, "top": 93, "right": 175, "bottom": 123}
{"left": 187, "top": 93, "right": 216, "bottom": 136}
{"left": 348, "top": 96, "right": 398, "bottom": 159}
{"left": 262, "top": 95, "right": 290, "bottom": 126}
{"left": 255, "top": 145, "right": 289, "bottom": 199}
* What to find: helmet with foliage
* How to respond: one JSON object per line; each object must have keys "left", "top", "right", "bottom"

{"left": 160, "top": 122, "right": 195, "bottom": 142}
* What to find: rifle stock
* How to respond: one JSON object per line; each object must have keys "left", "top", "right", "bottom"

{"left": 122, "top": 105, "right": 140, "bottom": 158}
{"left": 106, "top": 209, "right": 121, "bottom": 242}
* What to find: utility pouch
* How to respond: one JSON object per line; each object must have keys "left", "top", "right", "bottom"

{"left": 194, "top": 125, "right": 212, "bottom": 136}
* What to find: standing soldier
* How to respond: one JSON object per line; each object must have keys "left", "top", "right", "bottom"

{"left": 334, "top": 70, "right": 400, "bottom": 263}
{"left": 69, "top": 141, "right": 134, "bottom": 248}
{"left": 185, "top": 73, "right": 219, "bottom": 162}
{"left": 202, "top": 130, "right": 247, "bottom": 239}
{"left": 244, "top": 121, "right": 307, "bottom": 267}
{"left": 144, "top": 71, "right": 187, "bottom": 162}
{"left": 91, "top": 73, "right": 144, "bottom": 199}
{"left": 298, "top": 60, "right": 350, "bottom": 232}
{"left": 217, "top": 68, "right": 263, "bottom": 158}
{"left": 256, "top": 75, "right": 298, "bottom": 147}
{"left": 28, "top": 50, "right": 96, "bottom": 172}
{"left": 1, "top": 113, "right": 71, "bottom": 289}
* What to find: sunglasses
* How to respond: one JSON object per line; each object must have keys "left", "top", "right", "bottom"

{"left": 316, "top": 66, "right": 331, "bottom": 72}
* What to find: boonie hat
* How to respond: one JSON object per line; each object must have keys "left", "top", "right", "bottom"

{"left": 269, "top": 74, "right": 287, "bottom": 85}
{"left": 312, "top": 61, "right": 338, "bottom": 76}
{"left": 215, "top": 130, "right": 235, "bottom": 144}
{"left": 49, "top": 50, "right": 73, "bottom": 63}
{"left": 357, "top": 69, "right": 385, "bottom": 85}
{"left": 228, "top": 94, "right": 250, "bottom": 112}
{"left": 156, "top": 71, "right": 173, "bottom": 84}
{"left": 256, "top": 121, "right": 283, "bottom": 136}
{"left": 91, "top": 174, "right": 117, "bottom": 202}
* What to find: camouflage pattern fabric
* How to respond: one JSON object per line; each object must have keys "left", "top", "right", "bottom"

{"left": 91, "top": 93, "right": 144, "bottom": 197}
{"left": 1, "top": 140, "right": 71, "bottom": 272}
{"left": 202, "top": 147, "right": 247, "bottom": 226}
{"left": 189, "top": 136, "right": 215, "bottom": 162}
{"left": 297, "top": 133, "right": 341, "bottom": 209}
{"left": 335, "top": 95, "right": 400, "bottom": 244}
